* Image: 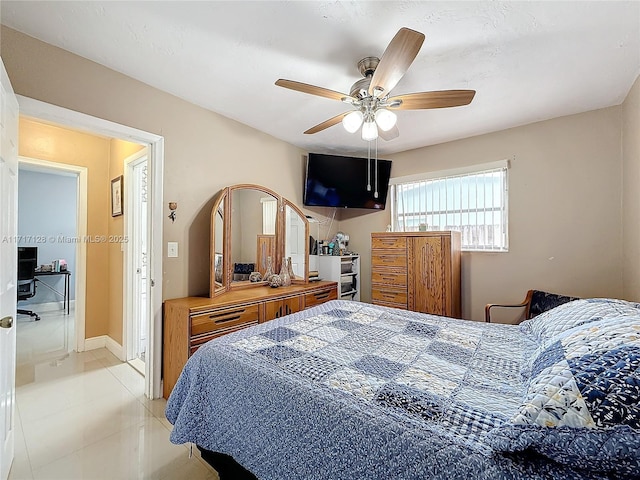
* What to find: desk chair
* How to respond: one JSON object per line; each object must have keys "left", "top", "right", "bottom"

{"left": 17, "top": 247, "right": 40, "bottom": 321}
{"left": 485, "top": 289, "right": 579, "bottom": 323}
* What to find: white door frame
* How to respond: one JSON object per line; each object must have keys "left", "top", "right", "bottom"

{"left": 17, "top": 95, "right": 164, "bottom": 399}
{"left": 17, "top": 157, "right": 87, "bottom": 353}
{"left": 123, "top": 148, "right": 149, "bottom": 375}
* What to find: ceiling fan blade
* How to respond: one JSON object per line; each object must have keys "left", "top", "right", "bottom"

{"left": 368, "top": 27, "right": 425, "bottom": 98}
{"left": 304, "top": 112, "right": 350, "bottom": 134}
{"left": 379, "top": 125, "right": 399, "bottom": 141}
{"left": 387, "top": 90, "right": 476, "bottom": 110}
{"left": 276, "top": 79, "right": 354, "bottom": 102}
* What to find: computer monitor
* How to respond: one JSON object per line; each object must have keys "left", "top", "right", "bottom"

{"left": 18, "top": 247, "right": 38, "bottom": 281}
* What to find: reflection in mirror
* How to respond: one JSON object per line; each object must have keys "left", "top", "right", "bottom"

{"left": 285, "top": 204, "right": 307, "bottom": 280}
{"left": 230, "top": 188, "right": 278, "bottom": 282}
{"left": 213, "top": 198, "right": 224, "bottom": 288}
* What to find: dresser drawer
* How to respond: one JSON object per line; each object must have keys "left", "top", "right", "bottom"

{"left": 372, "top": 236, "right": 407, "bottom": 250}
{"left": 191, "top": 304, "right": 260, "bottom": 337}
{"left": 304, "top": 286, "right": 338, "bottom": 308}
{"left": 189, "top": 321, "right": 257, "bottom": 354}
{"left": 371, "top": 251, "right": 406, "bottom": 268}
{"left": 372, "top": 287, "right": 408, "bottom": 305}
{"left": 371, "top": 269, "right": 407, "bottom": 287}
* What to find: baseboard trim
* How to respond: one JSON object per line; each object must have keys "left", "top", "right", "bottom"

{"left": 84, "top": 335, "right": 124, "bottom": 361}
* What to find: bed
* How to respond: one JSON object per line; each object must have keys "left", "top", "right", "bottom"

{"left": 166, "top": 298, "right": 640, "bottom": 479}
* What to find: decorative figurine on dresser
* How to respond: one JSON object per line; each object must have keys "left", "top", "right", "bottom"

{"left": 162, "top": 184, "right": 338, "bottom": 399}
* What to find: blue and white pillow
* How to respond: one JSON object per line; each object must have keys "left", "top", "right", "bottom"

{"left": 520, "top": 298, "right": 640, "bottom": 345}
{"left": 488, "top": 316, "right": 640, "bottom": 477}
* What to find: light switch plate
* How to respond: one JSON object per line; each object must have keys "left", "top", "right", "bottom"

{"left": 167, "top": 241, "right": 178, "bottom": 258}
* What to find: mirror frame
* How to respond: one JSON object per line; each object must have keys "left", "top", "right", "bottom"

{"left": 210, "top": 184, "right": 310, "bottom": 297}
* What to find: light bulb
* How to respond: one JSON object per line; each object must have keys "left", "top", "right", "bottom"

{"left": 374, "top": 108, "right": 397, "bottom": 131}
{"left": 342, "top": 110, "right": 363, "bottom": 133}
{"left": 361, "top": 120, "right": 378, "bottom": 141}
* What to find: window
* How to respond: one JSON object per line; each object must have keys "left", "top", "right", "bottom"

{"left": 390, "top": 160, "right": 509, "bottom": 251}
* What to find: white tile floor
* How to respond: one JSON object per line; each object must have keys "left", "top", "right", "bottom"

{"left": 9, "top": 306, "right": 218, "bottom": 480}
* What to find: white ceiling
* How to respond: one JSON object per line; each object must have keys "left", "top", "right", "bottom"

{"left": 2, "top": 1, "right": 639, "bottom": 157}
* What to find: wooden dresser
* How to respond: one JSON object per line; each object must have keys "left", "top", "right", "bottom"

{"left": 163, "top": 281, "right": 337, "bottom": 398}
{"left": 371, "top": 231, "right": 461, "bottom": 317}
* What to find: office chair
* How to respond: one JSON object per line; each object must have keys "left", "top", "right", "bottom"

{"left": 17, "top": 247, "right": 40, "bottom": 321}
{"left": 485, "top": 289, "right": 579, "bottom": 323}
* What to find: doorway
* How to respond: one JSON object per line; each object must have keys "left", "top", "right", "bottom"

{"left": 124, "top": 149, "right": 149, "bottom": 376}
{"left": 15, "top": 162, "right": 82, "bottom": 374}
{"left": 17, "top": 95, "right": 164, "bottom": 399}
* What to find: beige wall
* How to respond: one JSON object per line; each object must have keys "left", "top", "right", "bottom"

{"left": 623, "top": 75, "right": 640, "bottom": 301}
{"left": 18, "top": 118, "right": 111, "bottom": 338}
{"left": 341, "top": 107, "right": 625, "bottom": 321}
{"left": 4, "top": 26, "right": 638, "bottom": 327}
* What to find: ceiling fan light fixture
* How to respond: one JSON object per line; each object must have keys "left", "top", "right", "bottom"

{"left": 361, "top": 120, "right": 378, "bottom": 141}
{"left": 342, "top": 110, "right": 364, "bottom": 133}
{"left": 374, "top": 108, "right": 397, "bottom": 132}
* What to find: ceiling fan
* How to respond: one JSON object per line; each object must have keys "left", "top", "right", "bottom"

{"left": 275, "top": 27, "right": 476, "bottom": 142}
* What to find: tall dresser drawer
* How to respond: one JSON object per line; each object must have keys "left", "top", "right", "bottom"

{"left": 191, "top": 304, "right": 260, "bottom": 337}
{"left": 371, "top": 270, "right": 407, "bottom": 287}
{"left": 372, "top": 236, "right": 407, "bottom": 250}
{"left": 371, "top": 251, "right": 406, "bottom": 268}
{"left": 372, "top": 287, "right": 408, "bottom": 305}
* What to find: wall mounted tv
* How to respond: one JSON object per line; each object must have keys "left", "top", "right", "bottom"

{"left": 303, "top": 153, "right": 393, "bottom": 210}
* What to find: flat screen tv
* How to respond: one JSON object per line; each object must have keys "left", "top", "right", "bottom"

{"left": 303, "top": 153, "right": 392, "bottom": 210}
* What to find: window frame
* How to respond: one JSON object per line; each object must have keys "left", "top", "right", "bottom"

{"left": 390, "top": 160, "right": 510, "bottom": 252}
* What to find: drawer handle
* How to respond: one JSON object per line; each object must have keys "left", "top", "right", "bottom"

{"left": 381, "top": 293, "right": 397, "bottom": 298}
{"left": 314, "top": 292, "right": 330, "bottom": 299}
{"left": 212, "top": 315, "right": 242, "bottom": 324}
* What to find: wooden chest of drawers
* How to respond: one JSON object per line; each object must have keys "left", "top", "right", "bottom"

{"left": 371, "top": 232, "right": 461, "bottom": 317}
{"left": 163, "top": 282, "right": 337, "bottom": 399}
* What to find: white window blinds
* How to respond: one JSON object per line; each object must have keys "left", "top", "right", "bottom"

{"left": 391, "top": 161, "right": 509, "bottom": 251}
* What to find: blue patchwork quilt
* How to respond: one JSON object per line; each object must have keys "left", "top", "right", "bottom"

{"left": 166, "top": 299, "right": 640, "bottom": 479}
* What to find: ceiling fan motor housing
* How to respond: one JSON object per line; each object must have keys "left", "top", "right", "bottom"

{"left": 350, "top": 57, "right": 380, "bottom": 98}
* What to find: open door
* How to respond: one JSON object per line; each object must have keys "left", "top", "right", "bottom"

{"left": 0, "top": 57, "right": 19, "bottom": 480}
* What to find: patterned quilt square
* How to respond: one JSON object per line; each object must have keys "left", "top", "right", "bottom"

{"left": 325, "top": 367, "right": 387, "bottom": 400}
{"left": 336, "top": 335, "right": 386, "bottom": 354}
{"left": 260, "top": 326, "right": 300, "bottom": 342}
{"left": 454, "top": 384, "right": 523, "bottom": 416}
{"left": 375, "top": 342, "right": 422, "bottom": 365}
{"left": 282, "top": 334, "right": 328, "bottom": 353}
{"left": 440, "top": 403, "right": 505, "bottom": 438}
{"left": 330, "top": 319, "right": 362, "bottom": 331}
{"left": 287, "top": 320, "right": 320, "bottom": 334}
{"left": 281, "top": 355, "right": 341, "bottom": 381}
{"left": 426, "top": 341, "right": 474, "bottom": 367}
{"left": 435, "top": 327, "right": 480, "bottom": 349}
{"left": 349, "top": 308, "right": 385, "bottom": 325}
{"left": 231, "top": 335, "right": 277, "bottom": 352}
{"left": 387, "top": 333, "right": 433, "bottom": 350}
{"left": 471, "top": 354, "right": 522, "bottom": 381}
{"left": 412, "top": 354, "right": 468, "bottom": 383}
{"left": 357, "top": 326, "right": 397, "bottom": 342}
{"left": 568, "top": 345, "right": 640, "bottom": 429}
{"left": 323, "top": 308, "right": 354, "bottom": 318}
{"left": 307, "top": 325, "right": 350, "bottom": 343}
{"left": 353, "top": 355, "right": 404, "bottom": 379}
{"left": 396, "top": 367, "right": 458, "bottom": 396}
{"left": 255, "top": 345, "right": 303, "bottom": 363}
{"left": 308, "top": 314, "right": 341, "bottom": 325}
{"left": 314, "top": 345, "right": 364, "bottom": 366}
{"left": 372, "top": 315, "right": 409, "bottom": 333}
{"left": 404, "top": 321, "right": 440, "bottom": 338}
{"left": 374, "top": 383, "right": 443, "bottom": 421}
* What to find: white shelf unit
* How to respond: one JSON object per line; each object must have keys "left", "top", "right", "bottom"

{"left": 316, "top": 254, "right": 360, "bottom": 301}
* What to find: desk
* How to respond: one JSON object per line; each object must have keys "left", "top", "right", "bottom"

{"left": 34, "top": 271, "right": 71, "bottom": 314}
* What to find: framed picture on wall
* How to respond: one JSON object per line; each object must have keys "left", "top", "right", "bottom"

{"left": 111, "top": 175, "right": 124, "bottom": 217}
